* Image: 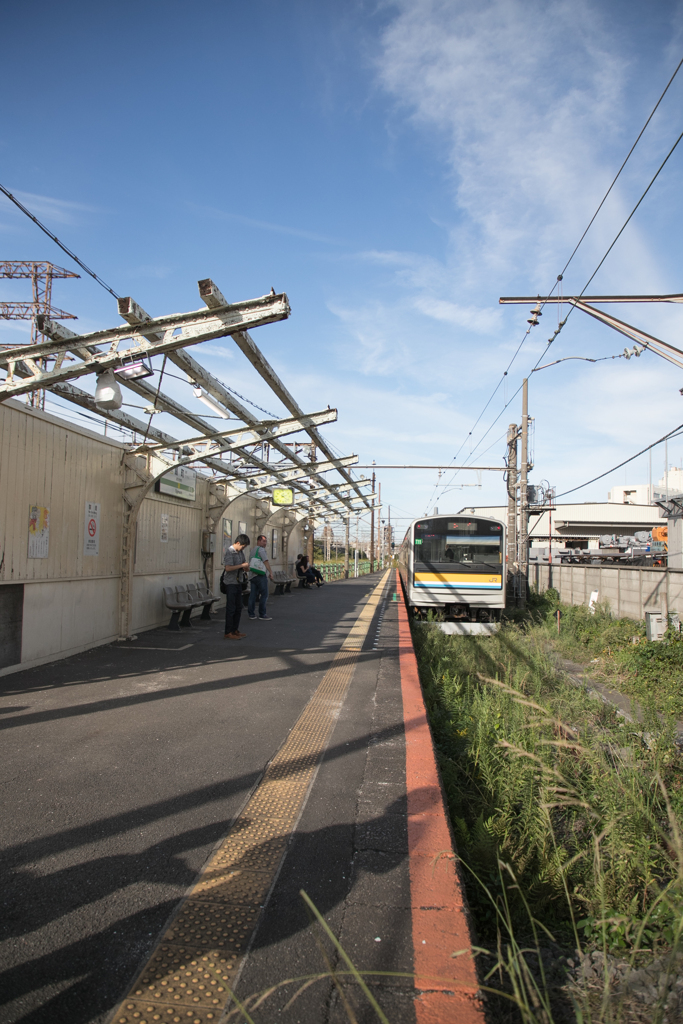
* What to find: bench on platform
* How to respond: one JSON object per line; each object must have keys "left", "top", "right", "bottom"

{"left": 163, "top": 582, "right": 218, "bottom": 630}
{"left": 272, "top": 570, "right": 297, "bottom": 595}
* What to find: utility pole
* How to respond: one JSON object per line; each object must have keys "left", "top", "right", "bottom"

{"left": 388, "top": 505, "right": 392, "bottom": 564}
{"left": 370, "top": 467, "right": 376, "bottom": 570}
{"left": 377, "top": 482, "right": 382, "bottom": 567}
{"left": 506, "top": 423, "right": 518, "bottom": 596}
{"left": 344, "top": 517, "right": 350, "bottom": 578}
{"left": 666, "top": 439, "right": 669, "bottom": 499}
{"left": 519, "top": 379, "right": 529, "bottom": 605}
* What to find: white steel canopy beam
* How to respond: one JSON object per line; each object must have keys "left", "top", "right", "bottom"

{"left": 218, "top": 455, "right": 359, "bottom": 493}
{"left": 0, "top": 291, "right": 289, "bottom": 399}
{"left": 198, "top": 279, "right": 370, "bottom": 510}
{"left": 117, "top": 297, "right": 357, "bottom": 514}
{"left": 136, "top": 409, "right": 338, "bottom": 456}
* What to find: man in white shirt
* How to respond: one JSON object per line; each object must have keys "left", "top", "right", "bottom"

{"left": 248, "top": 534, "right": 274, "bottom": 620}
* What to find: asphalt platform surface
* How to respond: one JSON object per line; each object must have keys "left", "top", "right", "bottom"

{"left": 0, "top": 573, "right": 418, "bottom": 1024}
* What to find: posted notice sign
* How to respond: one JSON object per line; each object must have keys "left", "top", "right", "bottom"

{"left": 84, "top": 501, "right": 100, "bottom": 556}
{"left": 28, "top": 505, "right": 50, "bottom": 558}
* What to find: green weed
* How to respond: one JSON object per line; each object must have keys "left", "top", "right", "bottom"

{"left": 412, "top": 621, "right": 683, "bottom": 964}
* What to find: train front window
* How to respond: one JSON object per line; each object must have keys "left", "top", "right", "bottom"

{"left": 414, "top": 518, "right": 502, "bottom": 570}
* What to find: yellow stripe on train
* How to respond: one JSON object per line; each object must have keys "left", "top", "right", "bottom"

{"left": 414, "top": 572, "right": 502, "bottom": 589}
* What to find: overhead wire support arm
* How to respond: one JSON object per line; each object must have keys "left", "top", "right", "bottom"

{"left": 499, "top": 294, "right": 683, "bottom": 371}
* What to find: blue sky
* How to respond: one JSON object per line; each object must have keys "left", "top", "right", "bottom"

{"left": 3, "top": 0, "right": 683, "bottom": 535}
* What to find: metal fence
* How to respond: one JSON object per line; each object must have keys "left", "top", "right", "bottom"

{"left": 318, "top": 560, "right": 381, "bottom": 581}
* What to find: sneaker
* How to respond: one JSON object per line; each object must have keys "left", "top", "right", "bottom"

{"left": 248, "top": 615, "right": 257, "bottom": 620}
{"left": 258, "top": 615, "right": 273, "bottom": 620}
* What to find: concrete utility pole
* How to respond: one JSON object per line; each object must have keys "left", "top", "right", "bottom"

{"left": 370, "top": 468, "right": 376, "bottom": 569}
{"left": 388, "top": 506, "right": 392, "bottom": 564}
{"left": 519, "top": 379, "right": 529, "bottom": 604}
{"left": 377, "top": 483, "right": 382, "bottom": 567}
{"left": 506, "top": 423, "right": 518, "bottom": 593}
{"left": 344, "top": 518, "right": 350, "bottom": 578}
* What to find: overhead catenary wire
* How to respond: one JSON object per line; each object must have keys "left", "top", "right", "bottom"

{"left": 0, "top": 188, "right": 283, "bottom": 423}
{"left": 427, "top": 56, "right": 683, "bottom": 513}
{"left": 454, "top": 120, "right": 683, "bottom": 481}
{"left": 0, "top": 183, "right": 120, "bottom": 299}
{"left": 555, "top": 422, "right": 683, "bottom": 499}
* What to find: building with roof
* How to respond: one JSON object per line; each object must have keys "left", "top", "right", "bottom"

{"left": 459, "top": 501, "right": 663, "bottom": 552}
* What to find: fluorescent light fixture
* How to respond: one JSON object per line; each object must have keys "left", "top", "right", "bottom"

{"left": 192, "top": 384, "right": 230, "bottom": 419}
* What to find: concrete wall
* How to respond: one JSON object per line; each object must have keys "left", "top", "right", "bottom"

{"left": 531, "top": 562, "right": 683, "bottom": 620}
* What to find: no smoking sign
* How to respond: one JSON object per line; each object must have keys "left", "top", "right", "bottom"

{"left": 84, "top": 502, "right": 100, "bottom": 556}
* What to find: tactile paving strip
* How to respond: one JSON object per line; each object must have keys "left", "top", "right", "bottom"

{"left": 110, "top": 572, "right": 390, "bottom": 1024}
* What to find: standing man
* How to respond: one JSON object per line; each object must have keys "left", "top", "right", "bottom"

{"left": 248, "top": 533, "right": 274, "bottom": 620}
{"left": 223, "top": 533, "right": 250, "bottom": 640}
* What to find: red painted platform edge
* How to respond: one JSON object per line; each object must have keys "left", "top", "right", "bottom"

{"left": 395, "top": 571, "right": 485, "bottom": 1023}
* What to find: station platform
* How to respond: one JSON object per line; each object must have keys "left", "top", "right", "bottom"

{"left": 0, "top": 572, "right": 482, "bottom": 1024}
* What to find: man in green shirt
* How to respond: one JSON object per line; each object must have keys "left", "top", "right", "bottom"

{"left": 248, "top": 534, "right": 274, "bottom": 620}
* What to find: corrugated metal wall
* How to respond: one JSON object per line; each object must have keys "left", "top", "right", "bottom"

{"left": 0, "top": 400, "right": 314, "bottom": 674}
{"left": 0, "top": 402, "right": 213, "bottom": 673}
{"left": 0, "top": 400, "right": 123, "bottom": 581}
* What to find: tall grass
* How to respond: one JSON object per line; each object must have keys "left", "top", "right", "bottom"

{"left": 412, "top": 621, "right": 683, "bottom": 1020}
{"left": 530, "top": 589, "right": 683, "bottom": 721}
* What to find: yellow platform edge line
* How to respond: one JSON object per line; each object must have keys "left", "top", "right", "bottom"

{"left": 109, "top": 570, "right": 390, "bottom": 1024}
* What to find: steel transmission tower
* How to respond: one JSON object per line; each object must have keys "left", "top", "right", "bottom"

{"left": 0, "top": 261, "right": 79, "bottom": 408}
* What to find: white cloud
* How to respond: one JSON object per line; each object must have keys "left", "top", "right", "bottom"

{"left": 375, "top": 0, "right": 673, "bottom": 292}
{"left": 1, "top": 189, "right": 101, "bottom": 226}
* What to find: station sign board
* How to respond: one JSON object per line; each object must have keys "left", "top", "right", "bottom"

{"left": 155, "top": 466, "right": 197, "bottom": 501}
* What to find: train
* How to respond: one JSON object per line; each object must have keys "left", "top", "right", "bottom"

{"left": 398, "top": 514, "right": 506, "bottom": 632}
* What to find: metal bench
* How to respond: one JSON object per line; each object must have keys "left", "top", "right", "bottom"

{"left": 272, "top": 570, "right": 297, "bottom": 595}
{"left": 163, "top": 582, "right": 218, "bottom": 630}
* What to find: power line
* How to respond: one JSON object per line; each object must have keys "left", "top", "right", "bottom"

{"left": 0, "top": 183, "right": 120, "bottom": 299}
{"left": 555, "top": 422, "right": 683, "bottom": 499}
{"left": 558, "top": 55, "right": 683, "bottom": 280}
{"left": 0, "top": 187, "right": 280, "bottom": 419}
{"left": 429, "top": 57, "right": 683, "bottom": 512}
{"left": 458, "top": 120, "right": 683, "bottom": 478}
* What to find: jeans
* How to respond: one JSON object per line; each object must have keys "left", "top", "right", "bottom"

{"left": 224, "top": 584, "right": 243, "bottom": 634}
{"left": 248, "top": 575, "right": 269, "bottom": 618}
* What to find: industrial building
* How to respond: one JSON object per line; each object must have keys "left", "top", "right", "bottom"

{"left": 460, "top": 500, "right": 663, "bottom": 553}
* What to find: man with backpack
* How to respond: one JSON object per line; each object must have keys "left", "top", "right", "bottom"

{"left": 248, "top": 534, "right": 274, "bottom": 621}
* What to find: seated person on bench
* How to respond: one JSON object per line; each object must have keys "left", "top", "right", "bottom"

{"left": 296, "top": 554, "right": 324, "bottom": 588}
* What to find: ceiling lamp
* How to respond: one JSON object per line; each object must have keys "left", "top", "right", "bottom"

{"left": 95, "top": 369, "right": 123, "bottom": 410}
{"left": 192, "top": 384, "right": 230, "bottom": 419}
